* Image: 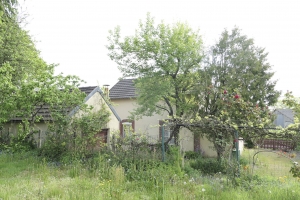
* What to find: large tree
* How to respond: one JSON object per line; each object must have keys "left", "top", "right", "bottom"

{"left": 198, "top": 27, "right": 280, "bottom": 114}
{"left": 107, "top": 14, "right": 203, "bottom": 144}
{"left": 190, "top": 28, "right": 280, "bottom": 158}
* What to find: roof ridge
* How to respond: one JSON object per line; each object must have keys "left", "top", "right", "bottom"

{"left": 276, "top": 109, "right": 294, "bottom": 122}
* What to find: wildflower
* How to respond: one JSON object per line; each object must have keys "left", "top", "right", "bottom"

{"left": 268, "top": 190, "right": 271, "bottom": 194}
{"left": 183, "top": 182, "right": 187, "bottom": 185}
{"left": 293, "top": 161, "right": 298, "bottom": 165}
{"left": 234, "top": 94, "right": 240, "bottom": 99}
{"left": 202, "top": 188, "right": 206, "bottom": 192}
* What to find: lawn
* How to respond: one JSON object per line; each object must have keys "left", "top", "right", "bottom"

{"left": 0, "top": 149, "right": 300, "bottom": 200}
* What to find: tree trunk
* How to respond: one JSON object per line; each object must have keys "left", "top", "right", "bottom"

{"left": 172, "top": 125, "right": 180, "bottom": 146}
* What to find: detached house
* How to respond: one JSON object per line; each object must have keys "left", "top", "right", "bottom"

{"left": 2, "top": 86, "right": 121, "bottom": 147}
{"left": 274, "top": 109, "right": 294, "bottom": 128}
{"left": 109, "top": 79, "right": 220, "bottom": 156}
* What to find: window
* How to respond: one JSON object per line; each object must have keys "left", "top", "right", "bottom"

{"left": 122, "top": 122, "right": 132, "bottom": 137}
{"left": 120, "top": 119, "right": 135, "bottom": 137}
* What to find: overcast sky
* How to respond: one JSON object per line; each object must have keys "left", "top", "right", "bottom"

{"left": 21, "top": 0, "right": 300, "bottom": 97}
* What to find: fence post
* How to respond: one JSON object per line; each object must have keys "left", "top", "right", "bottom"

{"left": 161, "top": 126, "right": 165, "bottom": 162}
{"left": 234, "top": 130, "right": 240, "bottom": 176}
{"left": 38, "top": 130, "right": 41, "bottom": 148}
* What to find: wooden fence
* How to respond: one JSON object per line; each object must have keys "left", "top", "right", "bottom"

{"left": 258, "top": 139, "right": 296, "bottom": 151}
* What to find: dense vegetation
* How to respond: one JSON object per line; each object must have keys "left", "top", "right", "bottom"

{"left": 1, "top": 146, "right": 300, "bottom": 199}
{"left": 1, "top": 2, "right": 300, "bottom": 199}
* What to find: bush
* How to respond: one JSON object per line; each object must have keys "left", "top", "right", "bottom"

{"left": 38, "top": 134, "right": 68, "bottom": 161}
{"left": 239, "top": 157, "right": 249, "bottom": 166}
{"left": 184, "top": 151, "right": 202, "bottom": 160}
{"left": 190, "top": 158, "right": 226, "bottom": 175}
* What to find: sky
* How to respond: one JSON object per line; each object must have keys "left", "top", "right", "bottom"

{"left": 20, "top": 0, "right": 300, "bottom": 97}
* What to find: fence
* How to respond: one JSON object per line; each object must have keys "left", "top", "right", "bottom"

{"left": 258, "top": 139, "right": 296, "bottom": 151}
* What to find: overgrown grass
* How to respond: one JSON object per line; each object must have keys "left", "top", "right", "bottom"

{"left": 0, "top": 149, "right": 300, "bottom": 199}
{"left": 242, "top": 149, "right": 300, "bottom": 178}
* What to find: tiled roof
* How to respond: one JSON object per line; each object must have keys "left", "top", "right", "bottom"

{"left": 109, "top": 79, "right": 137, "bottom": 99}
{"left": 10, "top": 86, "right": 98, "bottom": 122}
{"left": 79, "top": 86, "right": 98, "bottom": 96}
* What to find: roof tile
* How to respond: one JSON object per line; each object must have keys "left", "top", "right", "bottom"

{"left": 109, "top": 79, "right": 137, "bottom": 99}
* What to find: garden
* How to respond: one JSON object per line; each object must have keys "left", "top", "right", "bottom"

{"left": 1, "top": 139, "right": 300, "bottom": 200}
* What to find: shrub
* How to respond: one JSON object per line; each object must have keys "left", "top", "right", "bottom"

{"left": 239, "top": 157, "right": 249, "bottom": 166}
{"left": 38, "top": 133, "right": 68, "bottom": 161}
{"left": 184, "top": 151, "right": 202, "bottom": 160}
{"left": 290, "top": 164, "right": 300, "bottom": 178}
{"left": 190, "top": 158, "right": 226, "bottom": 175}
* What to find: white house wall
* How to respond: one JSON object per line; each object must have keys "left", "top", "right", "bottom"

{"left": 111, "top": 98, "right": 195, "bottom": 150}
{"left": 112, "top": 99, "right": 168, "bottom": 141}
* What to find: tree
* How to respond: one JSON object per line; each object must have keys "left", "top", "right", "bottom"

{"left": 0, "top": 1, "right": 89, "bottom": 149}
{"left": 0, "top": 0, "right": 51, "bottom": 124}
{"left": 182, "top": 90, "right": 272, "bottom": 159}
{"left": 0, "top": 0, "right": 17, "bottom": 20}
{"left": 282, "top": 92, "right": 300, "bottom": 120}
{"left": 189, "top": 28, "right": 279, "bottom": 159}
{"left": 199, "top": 28, "right": 279, "bottom": 113}
{"left": 107, "top": 14, "right": 203, "bottom": 144}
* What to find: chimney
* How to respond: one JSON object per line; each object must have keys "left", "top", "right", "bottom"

{"left": 103, "top": 84, "right": 110, "bottom": 99}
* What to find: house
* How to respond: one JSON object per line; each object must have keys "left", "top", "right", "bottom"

{"left": 274, "top": 109, "right": 294, "bottom": 128}
{"left": 109, "top": 79, "right": 221, "bottom": 156}
{"left": 1, "top": 86, "right": 121, "bottom": 147}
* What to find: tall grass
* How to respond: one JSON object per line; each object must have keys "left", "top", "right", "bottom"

{"left": 0, "top": 149, "right": 300, "bottom": 199}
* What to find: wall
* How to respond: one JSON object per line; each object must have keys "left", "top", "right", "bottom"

{"left": 2, "top": 121, "right": 48, "bottom": 148}
{"left": 84, "top": 92, "right": 120, "bottom": 132}
{"left": 111, "top": 98, "right": 195, "bottom": 150}
{"left": 111, "top": 98, "right": 168, "bottom": 141}
{"left": 110, "top": 98, "right": 245, "bottom": 155}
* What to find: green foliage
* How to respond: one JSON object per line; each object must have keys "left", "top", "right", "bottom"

{"left": 202, "top": 27, "right": 280, "bottom": 107}
{"left": 0, "top": 0, "right": 17, "bottom": 19}
{"left": 0, "top": 0, "right": 87, "bottom": 151}
{"left": 282, "top": 92, "right": 300, "bottom": 120}
{"left": 190, "top": 158, "right": 226, "bottom": 175}
{"left": 290, "top": 164, "right": 300, "bottom": 178}
{"left": 244, "top": 138, "right": 255, "bottom": 149}
{"left": 184, "top": 150, "right": 202, "bottom": 159}
{"left": 39, "top": 103, "right": 110, "bottom": 161}
{"left": 107, "top": 13, "right": 203, "bottom": 144}
{"left": 279, "top": 92, "right": 300, "bottom": 144}
{"left": 1, "top": 150, "right": 300, "bottom": 199}
{"left": 109, "top": 132, "right": 162, "bottom": 171}
{"left": 1, "top": 122, "right": 36, "bottom": 152}
{"left": 234, "top": 174, "right": 264, "bottom": 190}
{"left": 38, "top": 133, "right": 68, "bottom": 161}
{"left": 165, "top": 146, "right": 183, "bottom": 175}
{"left": 184, "top": 27, "right": 279, "bottom": 159}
